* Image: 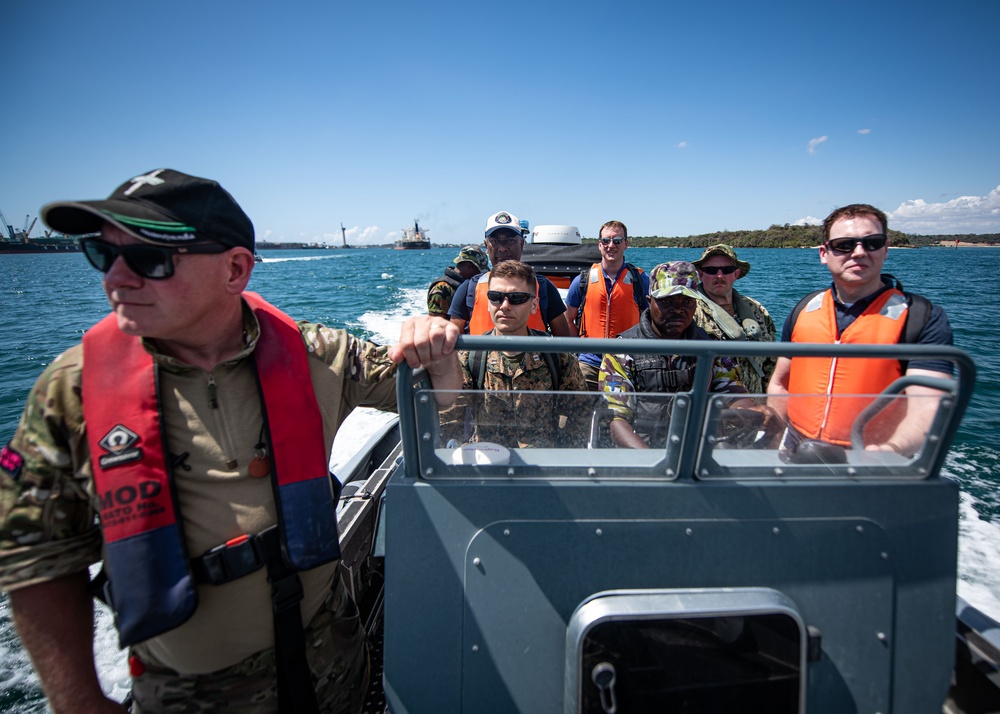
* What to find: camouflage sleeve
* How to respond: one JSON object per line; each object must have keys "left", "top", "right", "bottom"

{"left": 437, "top": 352, "right": 475, "bottom": 445}
{"left": 599, "top": 352, "right": 637, "bottom": 423}
{"left": 556, "top": 356, "right": 592, "bottom": 448}
{"left": 299, "top": 322, "right": 399, "bottom": 413}
{"left": 427, "top": 282, "right": 454, "bottom": 318}
{"left": 0, "top": 345, "right": 103, "bottom": 591}
{"left": 709, "top": 355, "right": 749, "bottom": 395}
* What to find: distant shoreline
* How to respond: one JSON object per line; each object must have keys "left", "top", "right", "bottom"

{"left": 3, "top": 235, "right": 998, "bottom": 255}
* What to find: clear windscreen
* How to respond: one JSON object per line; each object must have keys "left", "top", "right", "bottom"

{"left": 412, "top": 386, "right": 955, "bottom": 480}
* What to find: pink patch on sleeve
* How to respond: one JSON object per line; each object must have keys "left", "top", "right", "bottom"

{"left": 0, "top": 445, "right": 24, "bottom": 479}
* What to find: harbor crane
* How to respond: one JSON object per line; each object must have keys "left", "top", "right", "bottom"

{"left": 0, "top": 206, "right": 13, "bottom": 240}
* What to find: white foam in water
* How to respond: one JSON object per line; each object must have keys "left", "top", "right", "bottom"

{"left": 258, "top": 255, "right": 345, "bottom": 264}
{"left": 957, "top": 492, "right": 1000, "bottom": 620}
{"left": 92, "top": 570, "right": 131, "bottom": 704}
{"left": 355, "top": 288, "right": 425, "bottom": 345}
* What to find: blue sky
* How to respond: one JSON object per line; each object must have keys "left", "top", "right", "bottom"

{"left": 2, "top": 0, "right": 998, "bottom": 245}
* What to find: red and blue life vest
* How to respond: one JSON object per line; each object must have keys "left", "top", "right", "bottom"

{"left": 82, "top": 292, "right": 339, "bottom": 646}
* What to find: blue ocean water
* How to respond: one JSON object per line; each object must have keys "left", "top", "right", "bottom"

{"left": 1, "top": 245, "right": 998, "bottom": 710}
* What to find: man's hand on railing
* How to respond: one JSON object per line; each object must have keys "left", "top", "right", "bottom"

{"left": 390, "top": 316, "right": 464, "bottom": 402}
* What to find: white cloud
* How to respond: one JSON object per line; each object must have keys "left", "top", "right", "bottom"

{"left": 807, "top": 135, "right": 828, "bottom": 154}
{"left": 889, "top": 185, "right": 1000, "bottom": 234}
{"left": 675, "top": 140, "right": 688, "bottom": 149}
{"left": 793, "top": 216, "right": 822, "bottom": 226}
{"left": 857, "top": 128, "right": 871, "bottom": 135}
{"left": 336, "top": 225, "right": 384, "bottom": 245}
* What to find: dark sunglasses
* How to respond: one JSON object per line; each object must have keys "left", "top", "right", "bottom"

{"left": 80, "top": 238, "right": 228, "bottom": 279}
{"left": 598, "top": 237, "right": 625, "bottom": 246}
{"left": 825, "top": 234, "right": 887, "bottom": 255}
{"left": 699, "top": 265, "right": 737, "bottom": 275}
{"left": 486, "top": 290, "right": 534, "bottom": 306}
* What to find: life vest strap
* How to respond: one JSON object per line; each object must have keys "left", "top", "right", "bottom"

{"left": 191, "top": 527, "right": 273, "bottom": 585}
{"left": 189, "top": 525, "right": 318, "bottom": 713}
{"left": 259, "top": 526, "right": 319, "bottom": 714}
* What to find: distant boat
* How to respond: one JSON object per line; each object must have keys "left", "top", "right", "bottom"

{"left": 394, "top": 220, "right": 431, "bottom": 250}
{"left": 253, "top": 253, "right": 263, "bottom": 263}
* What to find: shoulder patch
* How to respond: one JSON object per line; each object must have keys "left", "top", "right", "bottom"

{"left": 0, "top": 444, "right": 24, "bottom": 481}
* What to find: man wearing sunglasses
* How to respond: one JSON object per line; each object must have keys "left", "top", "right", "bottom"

{"left": 440, "top": 260, "right": 587, "bottom": 449}
{"left": 564, "top": 220, "right": 650, "bottom": 390}
{"left": 767, "top": 203, "right": 954, "bottom": 457}
{"left": 447, "top": 210, "right": 573, "bottom": 337}
{"left": 0, "top": 169, "right": 461, "bottom": 714}
{"left": 598, "top": 262, "right": 760, "bottom": 449}
{"left": 691, "top": 244, "right": 777, "bottom": 396}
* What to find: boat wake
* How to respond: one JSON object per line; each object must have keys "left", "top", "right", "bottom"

{"left": 257, "top": 254, "right": 347, "bottom": 264}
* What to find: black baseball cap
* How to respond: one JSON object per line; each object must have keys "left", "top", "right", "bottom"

{"left": 41, "top": 169, "right": 255, "bottom": 250}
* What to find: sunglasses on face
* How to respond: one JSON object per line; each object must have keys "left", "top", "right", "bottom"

{"left": 699, "top": 265, "right": 737, "bottom": 275}
{"left": 486, "top": 291, "right": 534, "bottom": 306}
{"left": 825, "top": 234, "right": 888, "bottom": 255}
{"left": 487, "top": 233, "right": 521, "bottom": 246}
{"left": 598, "top": 237, "right": 625, "bottom": 246}
{"left": 80, "top": 238, "right": 227, "bottom": 280}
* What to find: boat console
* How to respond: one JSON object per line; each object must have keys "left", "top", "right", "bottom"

{"left": 379, "top": 336, "right": 976, "bottom": 713}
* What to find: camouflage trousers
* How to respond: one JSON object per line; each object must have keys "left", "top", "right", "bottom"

{"left": 131, "top": 574, "right": 369, "bottom": 713}
{"left": 578, "top": 361, "right": 602, "bottom": 392}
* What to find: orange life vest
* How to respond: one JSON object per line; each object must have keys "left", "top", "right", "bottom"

{"left": 787, "top": 288, "right": 908, "bottom": 446}
{"left": 578, "top": 263, "right": 642, "bottom": 339}
{"left": 469, "top": 272, "right": 547, "bottom": 335}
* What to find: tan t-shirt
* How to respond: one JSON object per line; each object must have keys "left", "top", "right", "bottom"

{"left": 0, "top": 301, "right": 397, "bottom": 673}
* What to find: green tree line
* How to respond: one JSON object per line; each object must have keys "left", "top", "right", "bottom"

{"left": 589, "top": 224, "right": 999, "bottom": 248}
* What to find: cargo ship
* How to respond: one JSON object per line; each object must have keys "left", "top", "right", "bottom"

{"left": 394, "top": 220, "right": 431, "bottom": 249}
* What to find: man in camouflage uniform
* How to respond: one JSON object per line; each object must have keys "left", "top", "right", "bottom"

{"left": 0, "top": 169, "right": 461, "bottom": 714}
{"left": 427, "top": 245, "right": 489, "bottom": 318}
{"left": 440, "top": 261, "right": 588, "bottom": 449}
{"left": 691, "top": 244, "right": 777, "bottom": 396}
{"left": 599, "top": 262, "right": 757, "bottom": 449}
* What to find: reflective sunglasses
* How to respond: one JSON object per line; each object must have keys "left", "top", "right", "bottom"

{"left": 825, "top": 234, "right": 887, "bottom": 255}
{"left": 598, "top": 236, "right": 625, "bottom": 246}
{"left": 486, "top": 290, "right": 534, "bottom": 306}
{"left": 80, "top": 238, "right": 228, "bottom": 279}
{"left": 699, "top": 265, "right": 737, "bottom": 275}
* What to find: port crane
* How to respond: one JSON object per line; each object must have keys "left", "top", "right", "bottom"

{"left": 0, "top": 206, "right": 13, "bottom": 240}
{"left": 23, "top": 215, "right": 37, "bottom": 240}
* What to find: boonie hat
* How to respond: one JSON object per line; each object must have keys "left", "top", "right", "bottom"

{"left": 485, "top": 211, "right": 522, "bottom": 239}
{"left": 454, "top": 245, "right": 489, "bottom": 272}
{"left": 649, "top": 261, "right": 706, "bottom": 301}
{"left": 692, "top": 244, "right": 750, "bottom": 278}
{"left": 41, "top": 168, "right": 255, "bottom": 250}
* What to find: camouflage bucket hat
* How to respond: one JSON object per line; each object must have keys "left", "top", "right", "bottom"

{"left": 692, "top": 244, "right": 751, "bottom": 278}
{"left": 454, "top": 245, "right": 489, "bottom": 272}
{"left": 649, "top": 261, "right": 705, "bottom": 301}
